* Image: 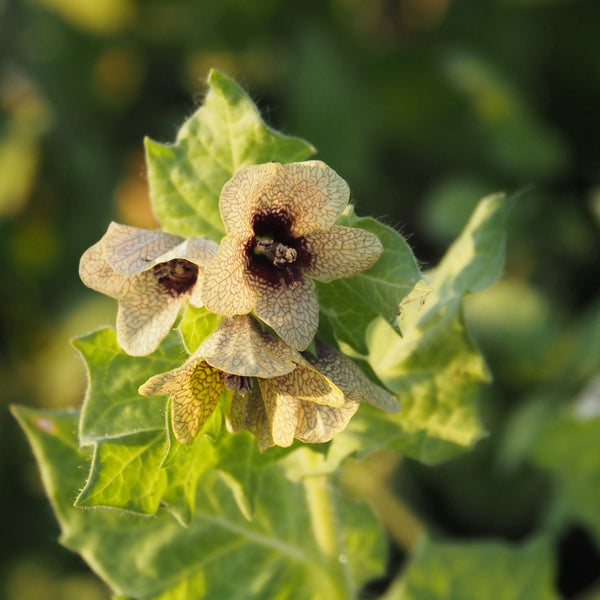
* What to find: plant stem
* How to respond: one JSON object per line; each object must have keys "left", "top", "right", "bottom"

{"left": 301, "top": 448, "right": 354, "bottom": 600}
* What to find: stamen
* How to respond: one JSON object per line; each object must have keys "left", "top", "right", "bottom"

{"left": 152, "top": 259, "right": 198, "bottom": 295}
{"left": 254, "top": 239, "right": 297, "bottom": 268}
{"left": 223, "top": 373, "right": 254, "bottom": 396}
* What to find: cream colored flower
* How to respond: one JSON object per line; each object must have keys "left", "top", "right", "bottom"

{"left": 228, "top": 339, "right": 399, "bottom": 451}
{"left": 201, "top": 161, "right": 383, "bottom": 350}
{"left": 79, "top": 222, "right": 218, "bottom": 356}
{"left": 139, "top": 316, "right": 398, "bottom": 450}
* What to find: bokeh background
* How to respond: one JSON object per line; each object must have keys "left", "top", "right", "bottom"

{"left": 1, "top": 0, "right": 599, "bottom": 598}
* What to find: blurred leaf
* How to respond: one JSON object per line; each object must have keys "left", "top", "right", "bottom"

{"left": 418, "top": 176, "right": 494, "bottom": 244}
{"left": 178, "top": 305, "right": 220, "bottom": 354}
{"left": 317, "top": 207, "right": 422, "bottom": 355}
{"left": 12, "top": 406, "right": 386, "bottom": 600}
{"left": 73, "top": 328, "right": 184, "bottom": 444}
{"left": 383, "top": 537, "right": 560, "bottom": 600}
{"left": 0, "top": 71, "right": 51, "bottom": 217}
{"left": 29, "top": 0, "right": 135, "bottom": 34}
{"left": 336, "top": 194, "right": 509, "bottom": 464}
{"left": 531, "top": 411, "right": 600, "bottom": 545}
{"left": 145, "top": 69, "right": 315, "bottom": 241}
{"left": 465, "top": 278, "right": 559, "bottom": 386}
{"left": 443, "top": 52, "right": 568, "bottom": 179}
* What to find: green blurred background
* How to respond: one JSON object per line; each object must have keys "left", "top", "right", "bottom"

{"left": 1, "top": 0, "right": 599, "bottom": 598}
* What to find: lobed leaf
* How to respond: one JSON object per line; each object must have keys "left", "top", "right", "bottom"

{"left": 73, "top": 328, "right": 185, "bottom": 444}
{"left": 12, "top": 406, "right": 386, "bottom": 600}
{"left": 333, "top": 194, "right": 510, "bottom": 464}
{"left": 145, "top": 69, "right": 315, "bottom": 241}
{"left": 76, "top": 430, "right": 168, "bottom": 514}
{"left": 316, "top": 207, "right": 422, "bottom": 355}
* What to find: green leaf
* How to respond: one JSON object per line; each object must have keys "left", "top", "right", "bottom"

{"left": 73, "top": 328, "right": 184, "bottom": 444}
{"left": 530, "top": 412, "right": 600, "bottom": 544}
{"left": 75, "top": 431, "right": 168, "bottom": 514}
{"left": 317, "top": 207, "right": 422, "bottom": 355}
{"left": 337, "top": 194, "right": 510, "bottom": 464}
{"left": 178, "top": 305, "right": 220, "bottom": 354}
{"left": 429, "top": 192, "right": 509, "bottom": 299}
{"left": 76, "top": 404, "right": 220, "bottom": 525}
{"left": 12, "top": 406, "right": 386, "bottom": 600}
{"left": 145, "top": 69, "right": 315, "bottom": 241}
{"left": 384, "top": 537, "right": 561, "bottom": 600}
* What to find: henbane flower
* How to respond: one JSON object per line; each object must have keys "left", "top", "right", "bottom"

{"left": 79, "top": 222, "right": 218, "bottom": 356}
{"left": 139, "top": 315, "right": 399, "bottom": 450}
{"left": 201, "top": 160, "right": 383, "bottom": 350}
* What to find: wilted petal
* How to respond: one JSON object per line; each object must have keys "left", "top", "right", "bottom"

{"left": 101, "top": 222, "right": 185, "bottom": 275}
{"left": 294, "top": 399, "right": 360, "bottom": 444}
{"left": 139, "top": 358, "right": 224, "bottom": 445}
{"left": 304, "top": 226, "right": 383, "bottom": 283}
{"left": 200, "top": 315, "right": 301, "bottom": 378}
{"left": 252, "top": 275, "right": 319, "bottom": 351}
{"left": 202, "top": 236, "right": 256, "bottom": 316}
{"left": 116, "top": 271, "right": 182, "bottom": 356}
{"left": 79, "top": 241, "right": 130, "bottom": 297}
{"left": 310, "top": 341, "right": 400, "bottom": 413}
{"left": 226, "top": 389, "right": 274, "bottom": 452}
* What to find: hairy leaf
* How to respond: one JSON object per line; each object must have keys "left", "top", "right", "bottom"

{"left": 12, "top": 406, "right": 386, "bottom": 600}
{"left": 73, "top": 328, "right": 185, "bottom": 444}
{"left": 334, "top": 194, "right": 509, "bottom": 464}
{"left": 76, "top": 430, "right": 168, "bottom": 514}
{"left": 317, "top": 207, "right": 422, "bottom": 355}
{"left": 145, "top": 69, "right": 315, "bottom": 241}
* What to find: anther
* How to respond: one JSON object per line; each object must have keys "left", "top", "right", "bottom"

{"left": 254, "top": 239, "right": 297, "bottom": 268}
{"left": 223, "top": 373, "right": 254, "bottom": 396}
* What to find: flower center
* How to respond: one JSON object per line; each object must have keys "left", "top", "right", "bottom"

{"left": 245, "top": 212, "right": 311, "bottom": 288}
{"left": 254, "top": 239, "right": 298, "bottom": 267}
{"left": 223, "top": 373, "right": 254, "bottom": 396}
{"left": 152, "top": 259, "right": 198, "bottom": 296}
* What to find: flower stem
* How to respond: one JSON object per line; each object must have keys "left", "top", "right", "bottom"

{"left": 301, "top": 449, "right": 354, "bottom": 600}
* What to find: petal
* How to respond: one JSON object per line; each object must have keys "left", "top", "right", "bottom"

{"left": 281, "top": 161, "right": 350, "bottom": 236}
{"left": 226, "top": 389, "right": 275, "bottom": 452}
{"left": 252, "top": 276, "right": 319, "bottom": 351}
{"left": 270, "top": 365, "right": 346, "bottom": 407}
{"left": 201, "top": 236, "right": 256, "bottom": 316}
{"left": 79, "top": 240, "right": 130, "bottom": 297}
{"left": 310, "top": 341, "right": 400, "bottom": 413}
{"left": 219, "top": 161, "right": 349, "bottom": 238}
{"left": 168, "top": 238, "right": 219, "bottom": 308}
{"left": 101, "top": 222, "right": 185, "bottom": 275}
{"left": 293, "top": 399, "right": 360, "bottom": 444}
{"left": 116, "top": 271, "right": 183, "bottom": 356}
{"left": 200, "top": 315, "right": 301, "bottom": 378}
{"left": 139, "top": 358, "right": 224, "bottom": 445}
{"left": 258, "top": 378, "right": 301, "bottom": 447}
{"left": 303, "top": 226, "right": 383, "bottom": 282}
{"left": 219, "top": 163, "right": 278, "bottom": 238}
{"left": 157, "top": 237, "right": 219, "bottom": 267}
